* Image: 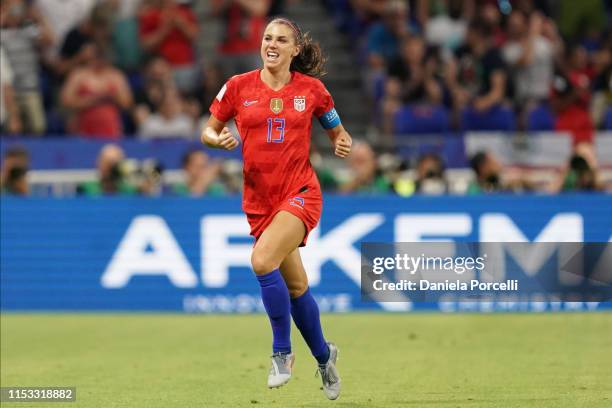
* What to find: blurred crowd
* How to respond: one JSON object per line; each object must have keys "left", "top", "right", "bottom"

{"left": 0, "top": 0, "right": 611, "bottom": 197}
{"left": 0, "top": 0, "right": 279, "bottom": 139}
{"left": 2, "top": 0, "right": 607, "bottom": 140}
{"left": 2, "top": 137, "right": 605, "bottom": 197}
{"left": 328, "top": 0, "right": 612, "bottom": 144}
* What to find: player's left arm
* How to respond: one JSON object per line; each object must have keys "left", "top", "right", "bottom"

{"left": 327, "top": 124, "right": 352, "bottom": 159}
{"left": 315, "top": 83, "right": 352, "bottom": 158}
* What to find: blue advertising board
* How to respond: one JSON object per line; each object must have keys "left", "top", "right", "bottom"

{"left": 1, "top": 195, "right": 611, "bottom": 312}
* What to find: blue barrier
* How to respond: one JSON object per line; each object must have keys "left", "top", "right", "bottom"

{"left": 0, "top": 138, "right": 241, "bottom": 170}
{"left": 1, "top": 195, "right": 611, "bottom": 312}
{"left": 3, "top": 134, "right": 612, "bottom": 171}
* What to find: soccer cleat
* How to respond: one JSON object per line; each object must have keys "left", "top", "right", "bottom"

{"left": 267, "top": 352, "right": 295, "bottom": 388}
{"left": 316, "top": 342, "right": 341, "bottom": 400}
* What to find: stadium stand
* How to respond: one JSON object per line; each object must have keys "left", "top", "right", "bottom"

{"left": 526, "top": 103, "right": 555, "bottom": 131}
{"left": 394, "top": 104, "right": 449, "bottom": 134}
{"left": 461, "top": 106, "right": 516, "bottom": 132}
{"left": 0, "top": 0, "right": 611, "bottom": 195}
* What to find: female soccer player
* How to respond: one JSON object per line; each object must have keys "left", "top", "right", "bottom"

{"left": 201, "top": 17, "right": 352, "bottom": 400}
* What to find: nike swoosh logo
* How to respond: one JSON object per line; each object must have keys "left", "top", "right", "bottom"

{"left": 243, "top": 100, "right": 258, "bottom": 106}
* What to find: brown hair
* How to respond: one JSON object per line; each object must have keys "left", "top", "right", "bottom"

{"left": 268, "top": 17, "right": 327, "bottom": 78}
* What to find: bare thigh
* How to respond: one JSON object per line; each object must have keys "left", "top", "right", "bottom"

{"left": 280, "top": 249, "right": 309, "bottom": 298}
{"left": 251, "top": 211, "right": 306, "bottom": 276}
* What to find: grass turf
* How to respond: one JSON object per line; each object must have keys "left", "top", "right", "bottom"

{"left": 1, "top": 313, "right": 611, "bottom": 407}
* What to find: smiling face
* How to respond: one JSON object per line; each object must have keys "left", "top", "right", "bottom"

{"left": 261, "top": 22, "right": 300, "bottom": 72}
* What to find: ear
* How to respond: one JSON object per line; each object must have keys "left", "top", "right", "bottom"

{"left": 292, "top": 45, "right": 300, "bottom": 58}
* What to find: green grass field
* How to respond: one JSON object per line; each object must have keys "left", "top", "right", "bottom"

{"left": 1, "top": 313, "right": 611, "bottom": 408}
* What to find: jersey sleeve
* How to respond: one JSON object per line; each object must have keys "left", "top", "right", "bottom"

{"left": 313, "top": 80, "right": 341, "bottom": 129}
{"left": 209, "top": 77, "right": 238, "bottom": 122}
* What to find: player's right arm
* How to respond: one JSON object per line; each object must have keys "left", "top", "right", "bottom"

{"left": 202, "top": 79, "right": 240, "bottom": 150}
{"left": 201, "top": 115, "right": 239, "bottom": 150}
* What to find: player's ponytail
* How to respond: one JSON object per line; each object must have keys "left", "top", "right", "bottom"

{"left": 291, "top": 32, "right": 327, "bottom": 78}
{"left": 269, "top": 17, "right": 327, "bottom": 78}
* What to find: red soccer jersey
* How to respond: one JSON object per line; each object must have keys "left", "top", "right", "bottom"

{"left": 210, "top": 70, "right": 336, "bottom": 214}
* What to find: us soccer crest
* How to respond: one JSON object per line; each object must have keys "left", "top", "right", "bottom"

{"left": 293, "top": 96, "right": 306, "bottom": 112}
{"left": 270, "top": 98, "right": 283, "bottom": 114}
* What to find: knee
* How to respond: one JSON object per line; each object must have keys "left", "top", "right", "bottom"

{"left": 287, "top": 279, "right": 308, "bottom": 299}
{"left": 251, "top": 250, "right": 279, "bottom": 275}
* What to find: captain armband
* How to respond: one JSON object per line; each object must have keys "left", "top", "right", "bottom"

{"left": 318, "top": 108, "right": 341, "bottom": 130}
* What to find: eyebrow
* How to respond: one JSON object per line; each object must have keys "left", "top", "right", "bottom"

{"left": 264, "top": 34, "right": 289, "bottom": 39}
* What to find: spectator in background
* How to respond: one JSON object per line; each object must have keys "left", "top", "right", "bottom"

{"left": 61, "top": 42, "right": 133, "bottom": 139}
{"left": 421, "top": 0, "right": 472, "bottom": 51}
{"left": 133, "top": 54, "right": 203, "bottom": 135}
{"left": 413, "top": 152, "right": 447, "bottom": 195}
{"left": 138, "top": 87, "right": 195, "bottom": 139}
{"left": 560, "top": 154, "right": 600, "bottom": 192}
{"left": 346, "top": 0, "right": 388, "bottom": 23}
{"left": 108, "top": 0, "right": 143, "bottom": 72}
{"left": 189, "top": 62, "right": 225, "bottom": 114}
{"left": 0, "top": 0, "right": 54, "bottom": 135}
{"left": 591, "top": 37, "right": 612, "bottom": 128}
{"left": 77, "top": 143, "right": 136, "bottom": 195}
{"left": 3, "top": 166, "right": 29, "bottom": 195}
{"left": 1, "top": 145, "right": 29, "bottom": 194}
{"left": 550, "top": 46, "right": 595, "bottom": 145}
{"left": 392, "top": 152, "right": 448, "bottom": 196}
{"left": 364, "top": 0, "right": 414, "bottom": 97}
{"left": 171, "top": 149, "right": 225, "bottom": 196}
{"left": 134, "top": 55, "right": 176, "bottom": 117}
{"left": 467, "top": 150, "right": 531, "bottom": 194}
{"left": 382, "top": 35, "right": 443, "bottom": 134}
{"left": 467, "top": 151, "right": 503, "bottom": 194}
{"left": 446, "top": 20, "right": 508, "bottom": 114}
{"left": 139, "top": 0, "right": 199, "bottom": 93}
{"left": 212, "top": 0, "right": 271, "bottom": 77}
{"left": 502, "top": 11, "right": 558, "bottom": 109}
{"left": 554, "top": 143, "right": 603, "bottom": 192}
{"left": 180, "top": 62, "right": 226, "bottom": 132}
{"left": 55, "top": 2, "right": 115, "bottom": 77}
{"left": 340, "top": 141, "right": 391, "bottom": 194}
{"left": 477, "top": 0, "right": 505, "bottom": 47}
{"left": 387, "top": 36, "right": 443, "bottom": 105}
{"left": 136, "top": 158, "right": 165, "bottom": 196}
{"left": 35, "top": 0, "right": 96, "bottom": 59}
{"left": 567, "top": 44, "right": 596, "bottom": 84}
{"left": 366, "top": 0, "right": 413, "bottom": 68}
{"left": 0, "top": 46, "right": 22, "bottom": 134}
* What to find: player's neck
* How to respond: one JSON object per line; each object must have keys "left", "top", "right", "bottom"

{"left": 260, "top": 68, "right": 292, "bottom": 92}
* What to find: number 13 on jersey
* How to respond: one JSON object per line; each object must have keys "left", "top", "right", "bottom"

{"left": 267, "top": 118, "right": 285, "bottom": 143}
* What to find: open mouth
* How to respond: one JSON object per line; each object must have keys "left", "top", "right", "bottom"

{"left": 266, "top": 51, "right": 280, "bottom": 61}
